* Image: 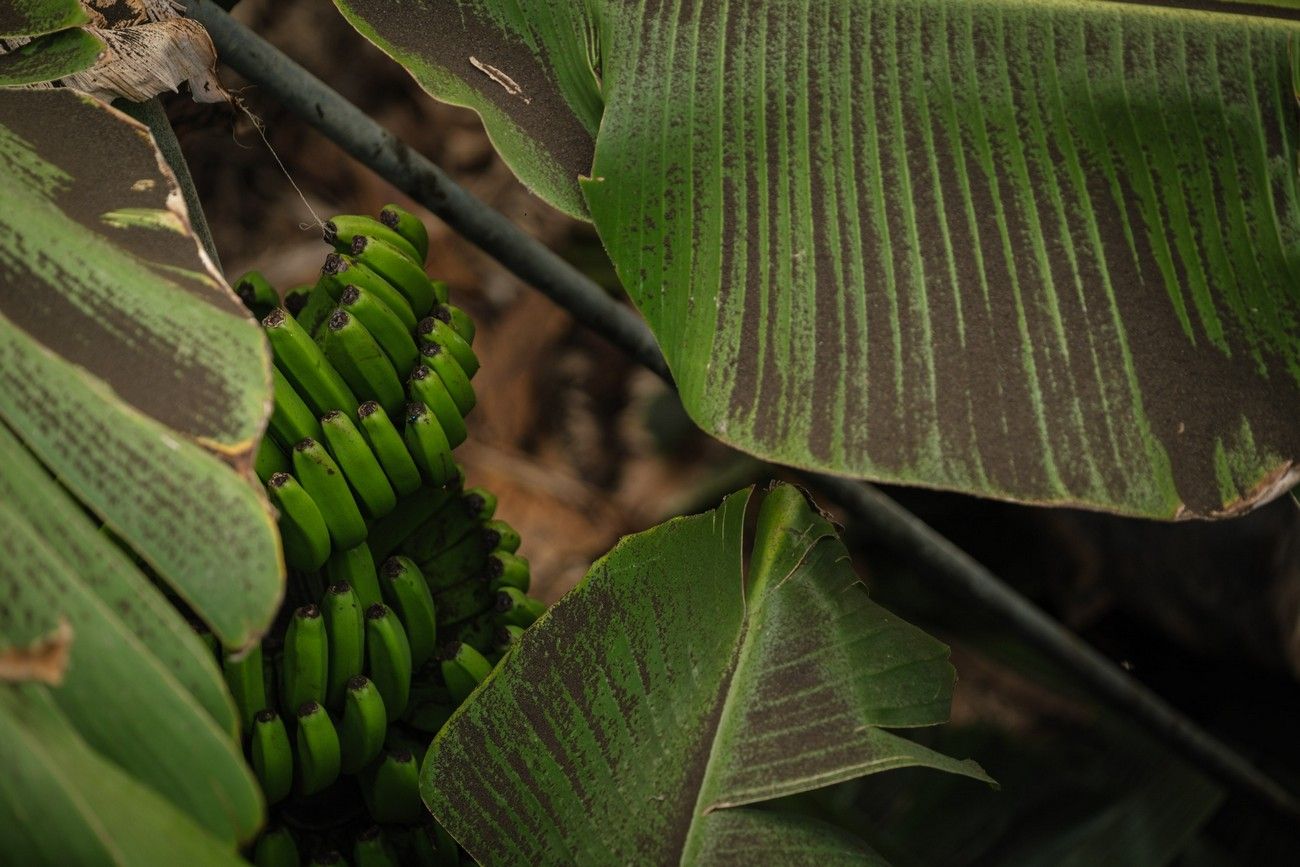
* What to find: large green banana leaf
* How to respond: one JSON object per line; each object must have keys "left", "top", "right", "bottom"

{"left": 335, "top": 0, "right": 1300, "bottom": 519}
{"left": 0, "top": 28, "right": 104, "bottom": 86}
{"left": 424, "top": 484, "right": 991, "bottom": 863}
{"left": 0, "top": 0, "right": 86, "bottom": 38}
{"left": 0, "top": 88, "right": 281, "bottom": 648}
{"left": 0, "top": 86, "right": 280, "bottom": 850}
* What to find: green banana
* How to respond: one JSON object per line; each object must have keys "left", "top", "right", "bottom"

{"left": 380, "top": 556, "right": 439, "bottom": 667}
{"left": 418, "top": 341, "right": 476, "bottom": 417}
{"left": 324, "top": 214, "right": 421, "bottom": 264}
{"left": 235, "top": 269, "right": 278, "bottom": 320}
{"left": 399, "top": 487, "right": 495, "bottom": 564}
{"left": 367, "top": 485, "right": 460, "bottom": 564}
{"left": 321, "top": 309, "right": 407, "bottom": 418}
{"left": 361, "top": 749, "right": 423, "bottom": 824}
{"left": 321, "top": 409, "right": 397, "bottom": 519}
{"left": 420, "top": 529, "right": 491, "bottom": 591}
{"left": 264, "top": 307, "right": 360, "bottom": 418}
{"left": 351, "top": 234, "right": 438, "bottom": 316}
{"left": 324, "top": 543, "right": 384, "bottom": 611}
{"left": 340, "top": 283, "right": 420, "bottom": 373}
{"left": 430, "top": 578, "right": 494, "bottom": 628}
{"left": 318, "top": 253, "right": 417, "bottom": 331}
{"left": 480, "top": 519, "right": 521, "bottom": 554}
{"left": 403, "top": 401, "right": 457, "bottom": 487}
{"left": 322, "top": 581, "right": 365, "bottom": 708}
{"left": 406, "top": 364, "right": 467, "bottom": 450}
{"left": 379, "top": 203, "right": 429, "bottom": 262}
{"left": 431, "top": 303, "right": 476, "bottom": 346}
{"left": 365, "top": 603, "right": 413, "bottom": 719}
{"left": 222, "top": 643, "right": 265, "bottom": 733}
{"left": 486, "top": 551, "right": 530, "bottom": 593}
{"left": 296, "top": 281, "right": 336, "bottom": 335}
{"left": 254, "top": 436, "right": 289, "bottom": 483}
{"left": 495, "top": 587, "right": 546, "bottom": 629}
{"left": 492, "top": 624, "right": 526, "bottom": 662}
{"left": 415, "top": 315, "right": 478, "bottom": 379}
{"left": 292, "top": 437, "right": 368, "bottom": 550}
{"left": 282, "top": 604, "right": 329, "bottom": 713}
{"left": 250, "top": 709, "right": 294, "bottom": 805}
{"left": 269, "top": 366, "right": 325, "bottom": 451}
{"left": 253, "top": 826, "right": 300, "bottom": 867}
{"left": 356, "top": 400, "right": 423, "bottom": 498}
{"left": 354, "top": 825, "right": 400, "bottom": 867}
{"left": 266, "top": 471, "right": 332, "bottom": 572}
{"left": 295, "top": 700, "right": 342, "bottom": 796}
{"left": 339, "top": 674, "right": 387, "bottom": 774}
{"left": 438, "top": 641, "right": 494, "bottom": 705}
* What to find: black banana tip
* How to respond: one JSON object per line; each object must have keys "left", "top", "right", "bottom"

{"left": 485, "top": 554, "right": 504, "bottom": 578}
{"left": 294, "top": 437, "right": 317, "bottom": 452}
{"left": 482, "top": 529, "right": 502, "bottom": 550}
{"left": 322, "top": 220, "right": 339, "bottom": 245}
{"left": 268, "top": 472, "right": 291, "bottom": 488}
{"left": 432, "top": 305, "right": 452, "bottom": 324}
{"left": 296, "top": 604, "right": 321, "bottom": 620}
{"left": 365, "top": 603, "right": 388, "bottom": 620}
{"left": 408, "top": 364, "right": 430, "bottom": 383}
{"left": 327, "top": 581, "right": 351, "bottom": 595}
{"left": 404, "top": 401, "right": 426, "bottom": 422}
{"left": 297, "top": 700, "right": 321, "bottom": 718}
{"left": 464, "top": 493, "right": 486, "bottom": 514}
{"left": 494, "top": 626, "right": 515, "bottom": 647}
{"left": 438, "top": 641, "right": 463, "bottom": 661}
{"left": 416, "top": 316, "right": 436, "bottom": 336}
{"left": 380, "top": 557, "right": 404, "bottom": 578}
{"left": 255, "top": 708, "right": 278, "bottom": 724}
{"left": 420, "top": 341, "right": 443, "bottom": 358}
{"left": 328, "top": 309, "right": 350, "bottom": 331}
{"left": 350, "top": 234, "right": 368, "bottom": 255}
{"left": 493, "top": 591, "right": 513, "bottom": 613}
{"left": 357, "top": 400, "right": 380, "bottom": 418}
{"left": 261, "top": 307, "right": 287, "bottom": 328}
{"left": 285, "top": 291, "right": 309, "bottom": 316}
{"left": 339, "top": 284, "right": 361, "bottom": 305}
{"left": 391, "top": 749, "right": 415, "bottom": 764}
{"left": 322, "top": 252, "right": 347, "bottom": 275}
{"left": 346, "top": 674, "right": 370, "bottom": 691}
{"left": 379, "top": 209, "right": 399, "bottom": 228}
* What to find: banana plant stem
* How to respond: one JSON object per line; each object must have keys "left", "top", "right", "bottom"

{"left": 183, "top": 0, "right": 1300, "bottom": 824}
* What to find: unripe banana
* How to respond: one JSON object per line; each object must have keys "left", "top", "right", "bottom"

{"left": 250, "top": 709, "right": 294, "bottom": 805}
{"left": 351, "top": 234, "right": 438, "bottom": 317}
{"left": 282, "top": 604, "right": 329, "bottom": 713}
{"left": 264, "top": 307, "right": 360, "bottom": 418}
{"left": 430, "top": 578, "right": 494, "bottom": 629}
{"left": 365, "top": 603, "right": 412, "bottom": 719}
{"left": 296, "top": 281, "right": 336, "bottom": 335}
{"left": 266, "top": 471, "right": 332, "bottom": 571}
{"left": 399, "top": 487, "right": 494, "bottom": 565}
{"left": 406, "top": 364, "right": 467, "bottom": 449}
{"left": 322, "top": 581, "right": 365, "bottom": 708}
{"left": 253, "top": 825, "right": 300, "bottom": 867}
{"left": 321, "top": 309, "right": 407, "bottom": 417}
{"left": 295, "top": 700, "right": 342, "bottom": 796}
{"left": 354, "top": 825, "right": 401, "bottom": 867}
{"left": 318, "top": 253, "right": 417, "bottom": 331}
{"left": 269, "top": 365, "right": 325, "bottom": 451}
{"left": 438, "top": 640, "right": 494, "bottom": 705}
{"left": 234, "top": 269, "right": 279, "bottom": 320}
{"left": 380, "top": 556, "right": 439, "bottom": 667}
{"left": 324, "top": 214, "right": 421, "bottom": 264}
{"left": 486, "top": 550, "right": 530, "bottom": 593}
{"left": 379, "top": 203, "right": 430, "bottom": 262}
{"left": 367, "top": 484, "right": 460, "bottom": 564}
{"left": 339, "top": 674, "right": 387, "bottom": 774}
{"left": 321, "top": 409, "right": 397, "bottom": 520}
{"left": 403, "top": 401, "right": 457, "bottom": 487}
{"left": 292, "top": 437, "right": 368, "bottom": 550}
{"left": 420, "top": 530, "right": 491, "bottom": 591}
{"left": 492, "top": 624, "right": 526, "bottom": 662}
{"left": 340, "top": 284, "right": 420, "bottom": 373}
{"left": 361, "top": 749, "right": 423, "bottom": 824}
{"left": 417, "top": 342, "right": 475, "bottom": 416}
{"left": 356, "top": 400, "right": 423, "bottom": 498}
{"left": 431, "top": 303, "right": 476, "bottom": 346}
{"left": 415, "top": 315, "right": 478, "bottom": 379}
{"left": 480, "top": 519, "right": 521, "bottom": 554}
{"left": 254, "top": 436, "right": 289, "bottom": 483}
{"left": 495, "top": 586, "right": 546, "bottom": 629}
{"left": 222, "top": 643, "right": 265, "bottom": 734}
{"left": 325, "top": 542, "right": 384, "bottom": 611}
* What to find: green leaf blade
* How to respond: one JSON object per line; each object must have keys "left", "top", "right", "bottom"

{"left": 0, "top": 0, "right": 87, "bottom": 39}
{"left": 0, "top": 27, "right": 103, "bottom": 86}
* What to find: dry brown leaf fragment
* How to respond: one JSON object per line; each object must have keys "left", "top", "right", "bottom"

{"left": 0, "top": 619, "right": 74, "bottom": 686}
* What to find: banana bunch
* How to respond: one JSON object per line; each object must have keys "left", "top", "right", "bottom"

{"left": 220, "top": 208, "right": 547, "bottom": 864}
